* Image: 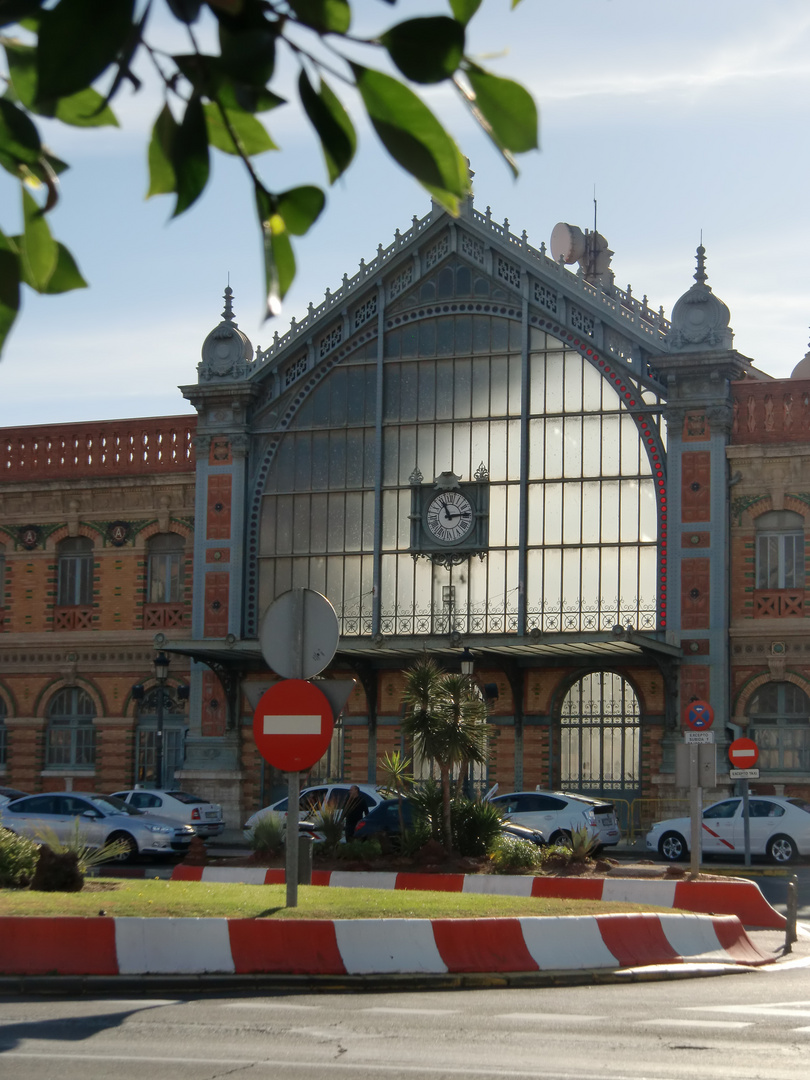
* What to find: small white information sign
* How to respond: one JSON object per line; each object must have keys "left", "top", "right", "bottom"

{"left": 685, "top": 730, "right": 715, "bottom": 744}
{"left": 729, "top": 767, "right": 760, "bottom": 779}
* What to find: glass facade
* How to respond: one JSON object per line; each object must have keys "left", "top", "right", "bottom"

{"left": 256, "top": 264, "right": 662, "bottom": 638}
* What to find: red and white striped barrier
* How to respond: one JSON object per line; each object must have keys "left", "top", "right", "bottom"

{"left": 170, "top": 867, "right": 786, "bottom": 929}
{"left": 0, "top": 912, "right": 771, "bottom": 976}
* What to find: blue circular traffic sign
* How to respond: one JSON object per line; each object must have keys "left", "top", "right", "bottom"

{"left": 684, "top": 699, "right": 714, "bottom": 730}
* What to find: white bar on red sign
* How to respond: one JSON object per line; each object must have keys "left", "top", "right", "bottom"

{"left": 731, "top": 749, "right": 757, "bottom": 761}
{"left": 263, "top": 714, "right": 322, "bottom": 735}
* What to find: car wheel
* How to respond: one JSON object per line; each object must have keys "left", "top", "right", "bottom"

{"left": 767, "top": 834, "right": 797, "bottom": 864}
{"left": 658, "top": 830, "right": 687, "bottom": 862}
{"left": 549, "top": 830, "right": 572, "bottom": 848}
{"left": 105, "top": 831, "right": 137, "bottom": 863}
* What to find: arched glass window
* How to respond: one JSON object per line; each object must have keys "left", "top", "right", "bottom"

{"left": 57, "top": 537, "right": 93, "bottom": 606}
{"left": 0, "top": 696, "right": 7, "bottom": 766}
{"left": 46, "top": 687, "right": 96, "bottom": 768}
{"left": 147, "top": 534, "right": 184, "bottom": 603}
{"left": 135, "top": 686, "right": 186, "bottom": 786}
{"left": 756, "top": 510, "right": 805, "bottom": 589}
{"left": 748, "top": 681, "right": 810, "bottom": 772}
{"left": 561, "top": 672, "right": 641, "bottom": 795}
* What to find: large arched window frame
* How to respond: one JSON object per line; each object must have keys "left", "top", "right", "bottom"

{"left": 560, "top": 671, "right": 641, "bottom": 796}
{"left": 747, "top": 681, "right": 810, "bottom": 773}
{"left": 46, "top": 687, "right": 96, "bottom": 769}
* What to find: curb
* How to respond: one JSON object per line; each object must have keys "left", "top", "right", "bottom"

{"left": 0, "top": 912, "right": 771, "bottom": 978}
{"left": 170, "top": 867, "right": 786, "bottom": 930}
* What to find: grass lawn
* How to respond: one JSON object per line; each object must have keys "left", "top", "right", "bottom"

{"left": 0, "top": 879, "right": 682, "bottom": 919}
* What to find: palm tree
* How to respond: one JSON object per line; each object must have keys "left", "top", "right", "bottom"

{"left": 401, "top": 657, "right": 489, "bottom": 854}
{"left": 378, "top": 749, "right": 414, "bottom": 841}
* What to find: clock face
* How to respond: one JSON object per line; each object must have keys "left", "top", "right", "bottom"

{"left": 425, "top": 491, "right": 475, "bottom": 544}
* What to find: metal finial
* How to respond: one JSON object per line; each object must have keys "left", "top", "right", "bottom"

{"left": 222, "top": 285, "right": 235, "bottom": 323}
{"left": 694, "top": 245, "right": 707, "bottom": 286}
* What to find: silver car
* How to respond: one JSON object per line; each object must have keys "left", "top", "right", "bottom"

{"left": 0, "top": 791, "right": 195, "bottom": 861}
{"left": 488, "top": 790, "right": 621, "bottom": 848}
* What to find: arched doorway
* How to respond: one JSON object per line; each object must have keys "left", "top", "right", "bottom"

{"left": 559, "top": 672, "right": 641, "bottom": 821}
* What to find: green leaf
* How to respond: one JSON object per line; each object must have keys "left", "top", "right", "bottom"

{"left": 218, "top": 23, "right": 277, "bottom": 86}
{"left": 147, "top": 104, "right": 178, "bottom": 198}
{"left": 167, "top": 0, "right": 202, "bottom": 22}
{"left": 19, "top": 187, "right": 58, "bottom": 291}
{"left": 466, "top": 64, "right": 539, "bottom": 155}
{"left": 448, "top": 0, "right": 482, "bottom": 23}
{"left": 0, "top": 231, "right": 21, "bottom": 357}
{"left": 39, "top": 241, "right": 87, "bottom": 294}
{"left": 55, "top": 88, "right": 118, "bottom": 128}
{"left": 288, "top": 0, "right": 350, "bottom": 34}
{"left": 380, "top": 17, "right": 465, "bottom": 84}
{"left": 203, "top": 102, "right": 276, "bottom": 156}
{"left": 351, "top": 64, "right": 468, "bottom": 213}
{"left": 298, "top": 70, "right": 356, "bottom": 183}
{"left": 36, "top": 0, "right": 135, "bottom": 103}
{"left": 275, "top": 185, "right": 325, "bottom": 236}
{"left": 172, "top": 94, "right": 210, "bottom": 216}
{"left": 0, "top": 97, "right": 42, "bottom": 172}
{"left": 255, "top": 185, "right": 295, "bottom": 318}
{"left": 3, "top": 39, "right": 38, "bottom": 109}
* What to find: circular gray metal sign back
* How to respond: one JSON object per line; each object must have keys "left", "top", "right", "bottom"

{"left": 259, "top": 588, "right": 339, "bottom": 679}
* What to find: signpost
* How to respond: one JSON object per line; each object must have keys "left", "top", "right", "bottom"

{"left": 729, "top": 738, "right": 760, "bottom": 867}
{"left": 683, "top": 701, "right": 715, "bottom": 877}
{"left": 255, "top": 588, "right": 342, "bottom": 907}
{"left": 253, "top": 679, "right": 334, "bottom": 907}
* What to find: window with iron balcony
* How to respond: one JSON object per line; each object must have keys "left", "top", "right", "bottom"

{"left": 753, "top": 510, "right": 805, "bottom": 618}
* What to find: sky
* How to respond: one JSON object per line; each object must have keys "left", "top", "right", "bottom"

{"left": 3, "top": 0, "right": 810, "bottom": 427}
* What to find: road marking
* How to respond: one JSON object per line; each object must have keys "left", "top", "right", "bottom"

{"left": 494, "top": 1013, "right": 602, "bottom": 1023}
{"left": 681, "top": 1002, "right": 810, "bottom": 1018}
{"left": 635, "top": 1019, "right": 750, "bottom": 1030}
{"left": 365, "top": 1007, "right": 459, "bottom": 1016}
{"left": 224, "top": 1002, "right": 320, "bottom": 1011}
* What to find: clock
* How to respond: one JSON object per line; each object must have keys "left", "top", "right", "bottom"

{"left": 425, "top": 490, "right": 475, "bottom": 545}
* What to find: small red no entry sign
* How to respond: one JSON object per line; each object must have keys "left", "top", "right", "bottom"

{"left": 728, "top": 737, "right": 759, "bottom": 769}
{"left": 252, "top": 679, "right": 334, "bottom": 772}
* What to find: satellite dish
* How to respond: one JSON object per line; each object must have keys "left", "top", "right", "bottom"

{"left": 550, "top": 222, "right": 587, "bottom": 265}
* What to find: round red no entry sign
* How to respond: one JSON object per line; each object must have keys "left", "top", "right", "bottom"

{"left": 252, "top": 679, "right": 334, "bottom": 772}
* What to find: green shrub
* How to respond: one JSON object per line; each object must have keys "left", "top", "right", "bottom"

{"left": 538, "top": 842, "right": 573, "bottom": 868}
{"left": 399, "top": 816, "right": 432, "bottom": 857}
{"left": 409, "top": 780, "right": 444, "bottom": 842}
{"left": 451, "top": 797, "right": 504, "bottom": 857}
{"left": 569, "top": 825, "right": 601, "bottom": 862}
{"left": 34, "top": 822, "right": 132, "bottom": 875}
{"left": 312, "top": 800, "right": 346, "bottom": 856}
{"left": 489, "top": 835, "right": 543, "bottom": 874}
{"left": 338, "top": 838, "right": 382, "bottom": 860}
{"left": 247, "top": 812, "right": 285, "bottom": 855}
{"left": 0, "top": 827, "right": 39, "bottom": 888}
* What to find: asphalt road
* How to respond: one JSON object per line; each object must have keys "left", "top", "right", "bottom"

{"left": 3, "top": 957, "right": 810, "bottom": 1080}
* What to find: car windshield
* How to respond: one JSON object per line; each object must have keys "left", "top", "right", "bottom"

{"left": 165, "top": 791, "right": 207, "bottom": 804}
{"left": 86, "top": 794, "right": 141, "bottom": 816}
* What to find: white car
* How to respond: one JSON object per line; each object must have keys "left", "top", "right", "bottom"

{"left": 244, "top": 783, "right": 383, "bottom": 834}
{"left": 0, "top": 791, "right": 194, "bottom": 860}
{"left": 112, "top": 789, "right": 225, "bottom": 838}
{"left": 646, "top": 795, "right": 810, "bottom": 864}
{"left": 487, "top": 789, "right": 621, "bottom": 848}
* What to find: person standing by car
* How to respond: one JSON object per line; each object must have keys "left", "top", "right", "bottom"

{"left": 344, "top": 785, "right": 368, "bottom": 840}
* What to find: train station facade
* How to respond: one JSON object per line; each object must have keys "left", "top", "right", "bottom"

{"left": 2, "top": 189, "right": 810, "bottom": 833}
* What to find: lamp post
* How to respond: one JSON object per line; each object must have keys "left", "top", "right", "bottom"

{"left": 460, "top": 646, "right": 475, "bottom": 677}
{"left": 153, "top": 651, "right": 170, "bottom": 790}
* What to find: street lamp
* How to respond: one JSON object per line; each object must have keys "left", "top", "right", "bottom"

{"left": 460, "top": 646, "right": 475, "bottom": 677}
{"left": 153, "top": 651, "right": 170, "bottom": 789}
